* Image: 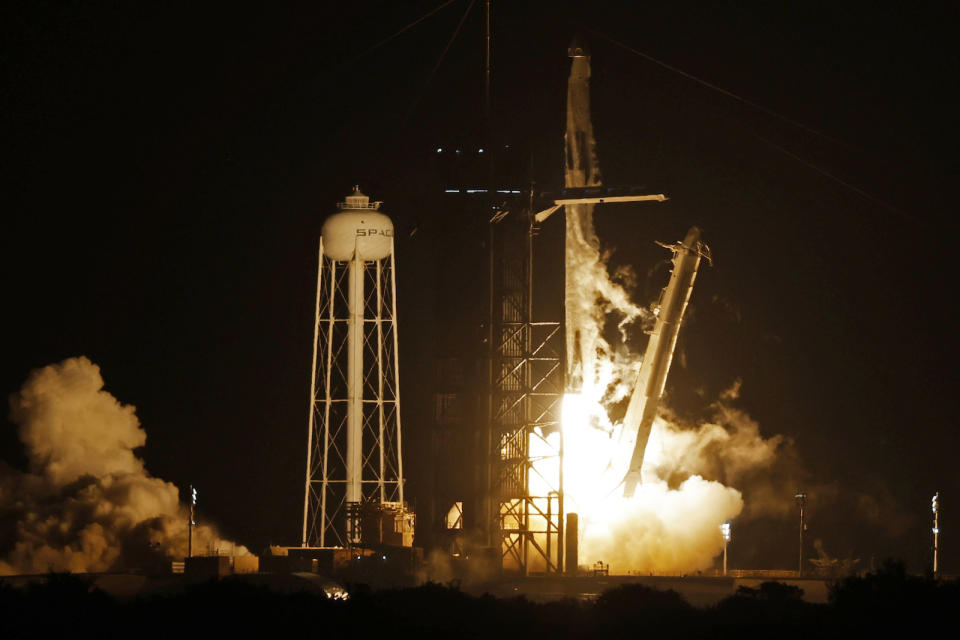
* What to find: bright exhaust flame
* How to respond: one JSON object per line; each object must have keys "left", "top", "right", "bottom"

{"left": 562, "top": 392, "right": 746, "bottom": 574}
{"left": 559, "top": 206, "right": 781, "bottom": 574}
{"left": 558, "top": 48, "right": 788, "bottom": 574}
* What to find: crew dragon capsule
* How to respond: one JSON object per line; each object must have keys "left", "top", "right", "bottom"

{"left": 622, "top": 227, "right": 711, "bottom": 497}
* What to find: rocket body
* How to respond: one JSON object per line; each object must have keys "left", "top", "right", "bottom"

{"left": 564, "top": 42, "right": 603, "bottom": 394}
{"left": 622, "top": 227, "right": 706, "bottom": 497}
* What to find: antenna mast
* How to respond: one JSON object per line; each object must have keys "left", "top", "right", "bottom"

{"left": 484, "top": 0, "right": 491, "bottom": 126}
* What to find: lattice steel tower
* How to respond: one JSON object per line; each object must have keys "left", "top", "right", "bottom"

{"left": 301, "top": 187, "right": 408, "bottom": 548}
{"left": 487, "top": 192, "right": 564, "bottom": 574}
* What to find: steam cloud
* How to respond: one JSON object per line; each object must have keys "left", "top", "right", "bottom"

{"left": 648, "top": 383, "right": 802, "bottom": 520}
{"left": 557, "top": 47, "right": 792, "bottom": 575}
{"left": 0, "top": 357, "right": 246, "bottom": 575}
{"left": 562, "top": 201, "right": 791, "bottom": 574}
{"left": 580, "top": 475, "right": 744, "bottom": 574}
{"left": 569, "top": 386, "right": 791, "bottom": 574}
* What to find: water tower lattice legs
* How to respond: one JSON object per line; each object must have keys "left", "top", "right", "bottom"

{"left": 302, "top": 239, "right": 404, "bottom": 548}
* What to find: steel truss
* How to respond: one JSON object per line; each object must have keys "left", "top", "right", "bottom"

{"left": 489, "top": 204, "right": 564, "bottom": 575}
{"left": 302, "top": 240, "right": 405, "bottom": 547}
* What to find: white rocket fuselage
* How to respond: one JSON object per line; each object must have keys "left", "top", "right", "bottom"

{"left": 622, "top": 227, "right": 706, "bottom": 497}
{"left": 564, "top": 47, "right": 603, "bottom": 393}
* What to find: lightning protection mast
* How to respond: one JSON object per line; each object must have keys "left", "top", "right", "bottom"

{"left": 188, "top": 485, "right": 197, "bottom": 558}
{"left": 795, "top": 491, "right": 807, "bottom": 576}
{"left": 932, "top": 491, "right": 940, "bottom": 578}
{"left": 301, "top": 187, "right": 412, "bottom": 548}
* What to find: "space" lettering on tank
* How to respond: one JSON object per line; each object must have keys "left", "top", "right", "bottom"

{"left": 355, "top": 228, "right": 393, "bottom": 237}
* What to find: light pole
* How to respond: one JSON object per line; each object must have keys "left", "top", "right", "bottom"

{"left": 720, "top": 522, "right": 731, "bottom": 576}
{"left": 795, "top": 491, "right": 807, "bottom": 576}
{"left": 932, "top": 492, "right": 940, "bottom": 578}
{"left": 188, "top": 485, "right": 197, "bottom": 558}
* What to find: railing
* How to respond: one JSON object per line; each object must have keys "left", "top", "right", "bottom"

{"left": 727, "top": 569, "right": 802, "bottom": 579}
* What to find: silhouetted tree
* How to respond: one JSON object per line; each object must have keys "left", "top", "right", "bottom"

{"left": 592, "top": 584, "right": 697, "bottom": 639}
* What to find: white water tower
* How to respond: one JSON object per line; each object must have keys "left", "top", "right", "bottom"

{"left": 301, "top": 186, "right": 409, "bottom": 547}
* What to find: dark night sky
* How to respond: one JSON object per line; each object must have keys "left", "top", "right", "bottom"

{"left": 2, "top": 1, "right": 957, "bottom": 572}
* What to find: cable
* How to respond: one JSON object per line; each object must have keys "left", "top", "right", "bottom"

{"left": 754, "top": 133, "right": 911, "bottom": 220}
{"left": 586, "top": 26, "right": 914, "bottom": 221}
{"left": 587, "top": 27, "right": 856, "bottom": 153}
{"left": 344, "top": 0, "right": 460, "bottom": 65}
{"left": 369, "top": 0, "right": 476, "bottom": 184}
{"left": 417, "top": 0, "right": 477, "bottom": 108}
{"left": 388, "top": 0, "right": 476, "bottom": 135}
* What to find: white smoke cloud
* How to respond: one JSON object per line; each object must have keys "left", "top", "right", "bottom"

{"left": 11, "top": 357, "right": 147, "bottom": 485}
{"left": 0, "top": 357, "right": 246, "bottom": 575}
{"left": 579, "top": 476, "right": 744, "bottom": 574}
{"left": 651, "top": 403, "right": 783, "bottom": 486}
{"left": 556, "top": 51, "right": 835, "bottom": 575}
{"left": 565, "top": 204, "right": 651, "bottom": 402}
{"left": 560, "top": 209, "right": 756, "bottom": 575}
{"left": 565, "top": 379, "right": 797, "bottom": 575}
{"left": 561, "top": 196, "right": 792, "bottom": 575}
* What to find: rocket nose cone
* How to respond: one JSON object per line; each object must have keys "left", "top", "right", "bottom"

{"left": 568, "top": 34, "right": 589, "bottom": 57}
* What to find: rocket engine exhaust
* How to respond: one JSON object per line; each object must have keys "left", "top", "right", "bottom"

{"left": 622, "top": 227, "right": 710, "bottom": 497}
{"left": 556, "top": 38, "right": 789, "bottom": 575}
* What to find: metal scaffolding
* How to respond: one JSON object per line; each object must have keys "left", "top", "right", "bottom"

{"left": 488, "top": 194, "right": 564, "bottom": 575}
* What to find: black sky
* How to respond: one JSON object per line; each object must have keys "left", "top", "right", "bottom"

{"left": 2, "top": 1, "right": 958, "bottom": 572}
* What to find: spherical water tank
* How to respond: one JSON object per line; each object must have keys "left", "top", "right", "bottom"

{"left": 321, "top": 186, "right": 394, "bottom": 261}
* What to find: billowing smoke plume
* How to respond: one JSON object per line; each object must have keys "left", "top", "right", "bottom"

{"left": 647, "top": 382, "right": 802, "bottom": 520}
{"left": 565, "top": 385, "right": 794, "bottom": 574}
{"left": 557, "top": 47, "right": 819, "bottom": 574}
{"left": 564, "top": 50, "right": 651, "bottom": 402}
{"left": 561, "top": 198, "right": 790, "bottom": 573}
{"left": 579, "top": 476, "right": 744, "bottom": 574}
{"left": 560, "top": 202, "right": 755, "bottom": 573}
{"left": 0, "top": 357, "right": 246, "bottom": 575}
{"left": 566, "top": 207, "right": 649, "bottom": 402}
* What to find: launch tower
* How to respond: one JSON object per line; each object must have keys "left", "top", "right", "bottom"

{"left": 487, "top": 193, "right": 565, "bottom": 575}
